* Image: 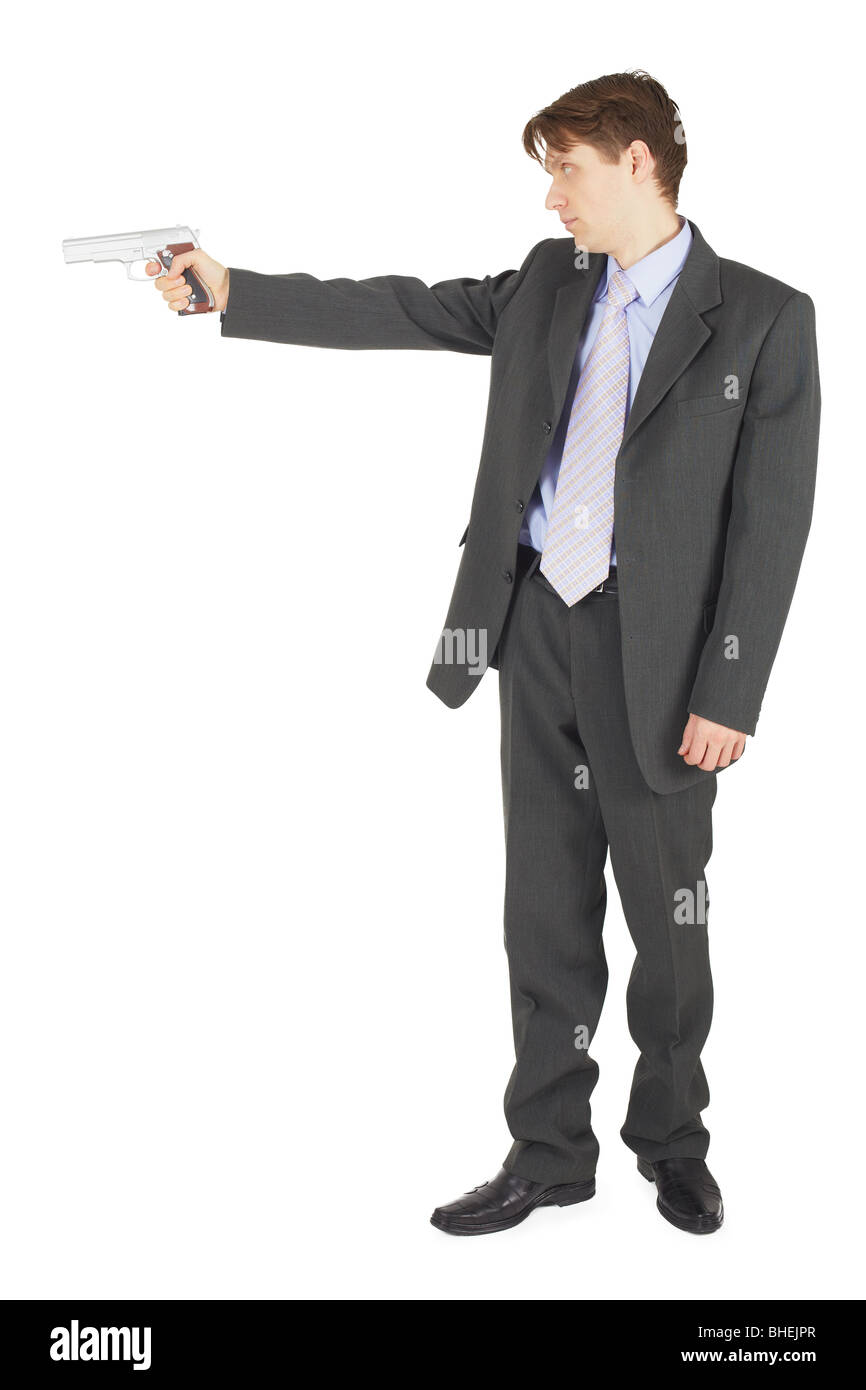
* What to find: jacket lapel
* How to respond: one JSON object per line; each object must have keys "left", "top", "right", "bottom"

{"left": 621, "top": 222, "right": 722, "bottom": 449}
{"left": 546, "top": 249, "right": 605, "bottom": 423}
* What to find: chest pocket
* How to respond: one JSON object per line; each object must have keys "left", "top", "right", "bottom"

{"left": 677, "top": 394, "right": 744, "bottom": 418}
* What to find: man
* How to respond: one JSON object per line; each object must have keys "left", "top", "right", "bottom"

{"left": 148, "top": 70, "right": 820, "bottom": 1237}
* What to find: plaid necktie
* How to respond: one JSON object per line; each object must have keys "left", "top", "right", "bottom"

{"left": 540, "top": 269, "right": 638, "bottom": 605}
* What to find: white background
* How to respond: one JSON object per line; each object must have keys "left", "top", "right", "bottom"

{"left": 2, "top": 0, "right": 860, "bottom": 1301}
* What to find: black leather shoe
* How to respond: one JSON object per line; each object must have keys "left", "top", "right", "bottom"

{"left": 637, "top": 1156, "right": 724, "bottom": 1234}
{"left": 430, "top": 1166, "right": 595, "bottom": 1236}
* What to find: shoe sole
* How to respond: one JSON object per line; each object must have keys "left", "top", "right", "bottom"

{"left": 430, "top": 1177, "right": 596, "bottom": 1236}
{"left": 637, "top": 1156, "right": 724, "bottom": 1235}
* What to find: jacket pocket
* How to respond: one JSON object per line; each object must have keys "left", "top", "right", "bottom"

{"left": 677, "top": 394, "right": 743, "bottom": 418}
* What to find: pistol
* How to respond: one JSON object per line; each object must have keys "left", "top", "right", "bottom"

{"left": 61, "top": 225, "right": 214, "bottom": 315}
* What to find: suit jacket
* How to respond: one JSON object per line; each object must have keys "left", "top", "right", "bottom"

{"left": 220, "top": 221, "right": 821, "bottom": 794}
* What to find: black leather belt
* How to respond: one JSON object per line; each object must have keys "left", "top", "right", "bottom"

{"left": 516, "top": 542, "right": 618, "bottom": 595}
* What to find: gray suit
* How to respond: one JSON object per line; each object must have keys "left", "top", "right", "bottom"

{"left": 220, "top": 223, "right": 820, "bottom": 1182}
{"left": 221, "top": 222, "right": 821, "bottom": 794}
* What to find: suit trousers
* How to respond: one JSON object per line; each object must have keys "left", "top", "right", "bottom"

{"left": 496, "top": 543, "right": 718, "bottom": 1187}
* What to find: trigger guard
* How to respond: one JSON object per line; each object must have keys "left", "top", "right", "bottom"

{"left": 128, "top": 259, "right": 162, "bottom": 281}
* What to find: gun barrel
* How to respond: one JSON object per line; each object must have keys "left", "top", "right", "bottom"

{"left": 62, "top": 226, "right": 199, "bottom": 263}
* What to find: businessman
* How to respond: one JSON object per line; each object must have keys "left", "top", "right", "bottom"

{"left": 149, "top": 70, "right": 821, "bottom": 1237}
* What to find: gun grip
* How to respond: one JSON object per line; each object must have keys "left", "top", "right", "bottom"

{"left": 157, "top": 242, "right": 215, "bottom": 315}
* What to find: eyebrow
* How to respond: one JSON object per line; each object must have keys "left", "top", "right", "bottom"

{"left": 543, "top": 154, "right": 571, "bottom": 175}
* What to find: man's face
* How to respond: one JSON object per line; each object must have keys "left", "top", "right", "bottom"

{"left": 543, "top": 141, "right": 634, "bottom": 252}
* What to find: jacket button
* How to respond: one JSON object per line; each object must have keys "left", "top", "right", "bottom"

{"left": 515, "top": 499, "right": 524, "bottom": 511}
{"left": 503, "top": 570, "right": 513, "bottom": 583}
{"left": 542, "top": 421, "right": 552, "bottom": 433}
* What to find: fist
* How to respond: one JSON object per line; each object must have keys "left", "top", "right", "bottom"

{"left": 146, "top": 248, "right": 230, "bottom": 314}
{"left": 678, "top": 712, "right": 747, "bottom": 772}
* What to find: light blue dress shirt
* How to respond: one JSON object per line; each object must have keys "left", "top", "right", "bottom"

{"left": 519, "top": 214, "right": 694, "bottom": 566}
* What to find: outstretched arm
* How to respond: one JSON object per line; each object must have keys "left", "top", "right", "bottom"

{"left": 149, "top": 240, "right": 551, "bottom": 355}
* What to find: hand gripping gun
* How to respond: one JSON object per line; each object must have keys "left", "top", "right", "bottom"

{"left": 61, "top": 225, "right": 214, "bottom": 315}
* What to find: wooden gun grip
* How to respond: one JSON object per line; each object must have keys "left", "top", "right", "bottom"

{"left": 156, "top": 242, "right": 215, "bottom": 316}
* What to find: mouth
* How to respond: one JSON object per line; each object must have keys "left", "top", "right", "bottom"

{"left": 563, "top": 217, "right": 578, "bottom": 228}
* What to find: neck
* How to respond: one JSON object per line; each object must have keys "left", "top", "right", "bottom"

{"left": 610, "top": 208, "right": 683, "bottom": 270}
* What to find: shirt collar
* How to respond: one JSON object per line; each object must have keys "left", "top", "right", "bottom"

{"left": 596, "top": 214, "right": 693, "bottom": 308}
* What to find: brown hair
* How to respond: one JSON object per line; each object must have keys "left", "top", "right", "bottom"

{"left": 522, "top": 70, "right": 686, "bottom": 206}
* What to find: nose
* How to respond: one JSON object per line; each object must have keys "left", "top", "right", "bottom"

{"left": 545, "top": 182, "right": 564, "bottom": 214}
